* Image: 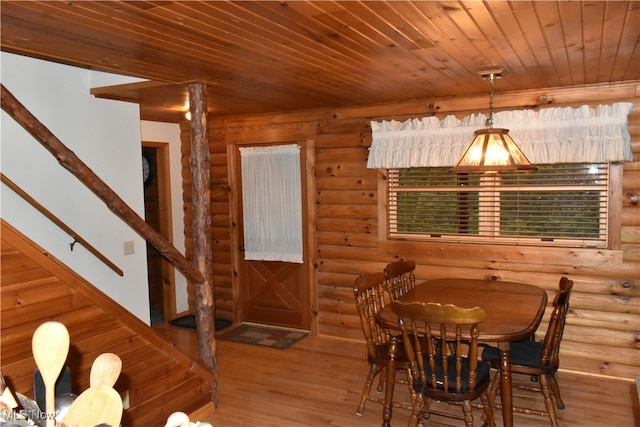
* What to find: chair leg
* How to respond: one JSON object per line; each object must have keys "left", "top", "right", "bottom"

{"left": 548, "top": 373, "right": 565, "bottom": 410}
{"left": 408, "top": 394, "right": 425, "bottom": 427}
{"left": 377, "top": 366, "right": 386, "bottom": 392}
{"left": 461, "top": 400, "right": 474, "bottom": 427}
{"left": 382, "top": 360, "right": 396, "bottom": 427}
{"left": 480, "top": 390, "right": 496, "bottom": 427}
{"left": 539, "top": 374, "right": 558, "bottom": 427}
{"left": 356, "top": 364, "right": 383, "bottom": 415}
{"left": 404, "top": 368, "right": 418, "bottom": 409}
{"left": 488, "top": 370, "right": 501, "bottom": 406}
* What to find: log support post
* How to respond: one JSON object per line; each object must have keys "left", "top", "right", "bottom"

{"left": 188, "top": 83, "right": 218, "bottom": 404}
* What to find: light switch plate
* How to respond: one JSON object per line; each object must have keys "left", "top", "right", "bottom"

{"left": 123, "top": 240, "right": 134, "bottom": 255}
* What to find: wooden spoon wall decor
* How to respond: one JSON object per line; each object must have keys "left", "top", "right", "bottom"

{"left": 60, "top": 385, "right": 122, "bottom": 427}
{"left": 89, "top": 353, "right": 122, "bottom": 388}
{"left": 60, "top": 352, "right": 123, "bottom": 427}
{"left": 31, "top": 321, "right": 70, "bottom": 427}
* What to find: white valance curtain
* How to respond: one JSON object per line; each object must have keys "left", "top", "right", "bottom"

{"left": 240, "top": 144, "right": 303, "bottom": 263}
{"left": 367, "top": 102, "right": 634, "bottom": 168}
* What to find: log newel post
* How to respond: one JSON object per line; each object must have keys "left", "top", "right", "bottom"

{"left": 188, "top": 82, "right": 218, "bottom": 404}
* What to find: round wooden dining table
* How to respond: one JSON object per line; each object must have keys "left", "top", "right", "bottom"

{"left": 376, "top": 278, "right": 548, "bottom": 427}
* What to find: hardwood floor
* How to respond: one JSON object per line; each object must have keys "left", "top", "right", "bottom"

{"left": 154, "top": 324, "right": 638, "bottom": 427}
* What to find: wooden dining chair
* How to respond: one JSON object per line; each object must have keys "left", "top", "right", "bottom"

{"left": 353, "top": 272, "right": 413, "bottom": 417}
{"left": 383, "top": 260, "right": 416, "bottom": 300}
{"left": 392, "top": 300, "right": 495, "bottom": 427}
{"left": 481, "top": 277, "right": 574, "bottom": 426}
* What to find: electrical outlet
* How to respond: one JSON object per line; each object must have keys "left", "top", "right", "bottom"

{"left": 123, "top": 240, "right": 135, "bottom": 255}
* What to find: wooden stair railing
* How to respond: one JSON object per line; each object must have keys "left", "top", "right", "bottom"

{"left": 1, "top": 82, "right": 219, "bottom": 403}
{"left": 0, "top": 83, "right": 205, "bottom": 285}
{"left": 1, "top": 173, "right": 124, "bottom": 276}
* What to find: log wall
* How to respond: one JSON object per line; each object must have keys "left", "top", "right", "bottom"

{"left": 0, "top": 221, "right": 215, "bottom": 426}
{"left": 181, "top": 82, "right": 640, "bottom": 380}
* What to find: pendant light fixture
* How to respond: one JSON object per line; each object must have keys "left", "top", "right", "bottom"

{"left": 451, "top": 69, "right": 537, "bottom": 173}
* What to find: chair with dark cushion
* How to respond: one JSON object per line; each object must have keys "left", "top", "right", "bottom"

{"left": 392, "top": 300, "right": 495, "bottom": 427}
{"left": 383, "top": 260, "right": 416, "bottom": 300}
{"left": 481, "top": 277, "right": 574, "bottom": 426}
{"left": 353, "top": 272, "right": 413, "bottom": 418}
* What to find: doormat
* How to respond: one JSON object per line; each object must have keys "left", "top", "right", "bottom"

{"left": 217, "top": 323, "right": 307, "bottom": 349}
{"left": 169, "top": 314, "right": 232, "bottom": 331}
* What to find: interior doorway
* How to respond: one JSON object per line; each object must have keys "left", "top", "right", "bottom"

{"left": 142, "top": 142, "right": 176, "bottom": 326}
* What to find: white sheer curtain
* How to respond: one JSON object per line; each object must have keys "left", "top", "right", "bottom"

{"left": 240, "top": 144, "right": 303, "bottom": 263}
{"left": 367, "top": 102, "right": 634, "bottom": 168}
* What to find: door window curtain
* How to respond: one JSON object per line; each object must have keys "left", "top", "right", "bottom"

{"left": 367, "top": 102, "right": 634, "bottom": 168}
{"left": 240, "top": 144, "right": 303, "bottom": 263}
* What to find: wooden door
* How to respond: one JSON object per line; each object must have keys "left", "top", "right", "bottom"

{"left": 143, "top": 147, "right": 163, "bottom": 319}
{"left": 142, "top": 142, "right": 177, "bottom": 324}
{"left": 233, "top": 142, "right": 311, "bottom": 330}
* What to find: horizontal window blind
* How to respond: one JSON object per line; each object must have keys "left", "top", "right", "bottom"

{"left": 388, "top": 164, "right": 609, "bottom": 247}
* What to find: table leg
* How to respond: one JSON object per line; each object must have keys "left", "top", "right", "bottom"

{"left": 381, "top": 336, "right": 398, "bottom": 427}
{"left": 497, "top": 342, "right": 513, "bottom": 427}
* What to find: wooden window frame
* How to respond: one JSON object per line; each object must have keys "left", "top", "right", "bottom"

{"left": 378, "top": 163, "right": 623, "bottom": 250}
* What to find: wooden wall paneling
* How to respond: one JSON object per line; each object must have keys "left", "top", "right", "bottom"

{"left": 562, "top": 344, "right": 637, "bottom": 379}
{"left": 315, "top": 146, "right": 370, "bottom": 163}
{"left": 623, "top": 170, "right": 640, "bottom": 190}
{"left": 622, "top": 209, "right": 640, "bottom": 227}
{"left": 315, "top": 176, "right": 378, "bottom": 192}
{"left": 383, "top": 240, "right": 623, "bottom": 268}
{"left": 179, "top": 82, "right": 640, "bottom": 381}
{"left": 329, "top": 82, "right": 640, "bottom": 123}
{"left": 316, "top": 230, "right": 379, "bottom": 248}
{"left": 316, "top": 272, "right": 361, "bottom": 293}
{"left": 622, "top": 244, "right": 640, "bottom": 263}
{"left": 315, "top": 161, "right": 373, "bottom": 178}
{"left": 621, "top": 226, "right": 640, "bottom": 244}
{"left": 315, "top": 188, "right": 378, "bottom": 205}
{"left": 225, "top": 142, "right": 241, "bottom": 326}
{"left": 316, "top": 310, "right": 363, "bottom": 334}
{"left": 316, "top": 204, "right": 377, "bottom": 219}
{"left": 304, "top": 139, "right": 320, "bottom": 335}
{"left": 315, "top": 132, "right": 370, "bottom": 149}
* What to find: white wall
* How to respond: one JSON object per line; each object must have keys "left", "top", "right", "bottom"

{"left": 140, "top": 121, "right": 189, "bottom": 314}
{"left": 0, "top": 52, "right": 151, "bottom": 323}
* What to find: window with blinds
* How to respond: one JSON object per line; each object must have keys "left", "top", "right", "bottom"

{"left": 388, "top": 164, "right": 609, "bottom": 247}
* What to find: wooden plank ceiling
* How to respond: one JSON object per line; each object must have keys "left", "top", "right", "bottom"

{"left": 1, "top": 1, "right": 638, "bottom": 122}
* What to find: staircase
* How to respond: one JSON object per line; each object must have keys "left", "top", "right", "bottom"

{"left": 1, "top": 220, "right": 215, "bottom": 426}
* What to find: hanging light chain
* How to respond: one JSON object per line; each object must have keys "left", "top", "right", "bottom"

{"left": 486, "top": 73, "right": 495, "bottom": 128}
